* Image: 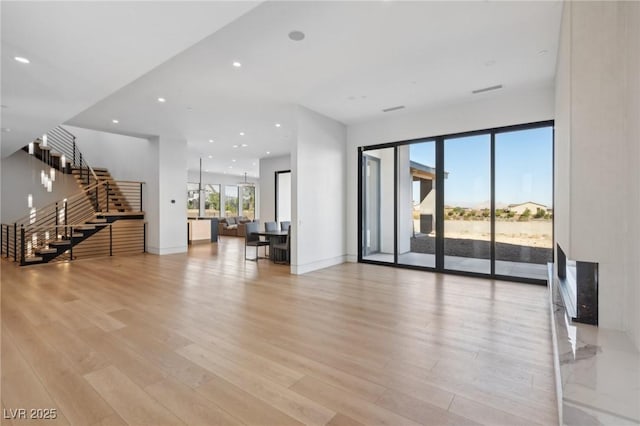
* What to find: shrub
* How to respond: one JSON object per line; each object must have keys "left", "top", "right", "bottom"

{"left": 534, "top": 207, "right": 546, "bottom": 219}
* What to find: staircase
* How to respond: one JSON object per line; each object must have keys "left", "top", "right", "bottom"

{"left": 2, "top": 127, "right": 146, "bottom": 266}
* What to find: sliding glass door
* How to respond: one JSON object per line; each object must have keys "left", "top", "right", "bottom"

{"left": 397, "top": 141, "right": 436, "bottom": 268}
{"left": 361, "top": 148, "right": 395, "bottom": 263}
{"left": 494, "top": 127, "right": 553, "bottom": 279}
{"left": 443, "top": 134, "right": 491, "bottom": 274}
{"left": 359, "top": 121, "right": 553, "bottom": 283}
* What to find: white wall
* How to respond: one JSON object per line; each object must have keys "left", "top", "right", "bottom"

{"left": 259, "top": 155, "right": 290, "bottom": 224}
{"left": 554, "top": 1, "right": 640, "bottom": 348}
{"left": 1, "top": 150, "right": 79, "bottom": 223}
{"left": 292, "top": 106, "right": 347, "bottom": 274}
{"left": 626, "top": 1, "right": 640, "bottom": 352}
{"left": 154, "top": 136, "right": 187, "bottom": 255}
{"left": 346, "top": 85, "right": 555, "bottom": 260}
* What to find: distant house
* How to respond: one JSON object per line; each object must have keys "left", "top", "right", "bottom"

{"left": 506, "top": 201, "right": 548, "bottom": 215}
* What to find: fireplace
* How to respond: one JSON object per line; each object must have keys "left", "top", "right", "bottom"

{"left": 556, "top": 243, "right": 598, "bottom": 325}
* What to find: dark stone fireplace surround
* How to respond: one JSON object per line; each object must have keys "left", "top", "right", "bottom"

{"left": 556, "top": 244, "right": 598, "bottom": 326}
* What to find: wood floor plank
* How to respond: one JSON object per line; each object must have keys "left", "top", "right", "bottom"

{"left": 1, "top": 332, "right": 70, "bottom": 425}
{"left": 1, "top": 239, "right": 557, "bottom": 425}
{"left": 84, "top": 365, "right": 184, "bottom": 426}
{"left": 3, "top": 306, "right": 116, "bottom": 425}
{"left": 144, "top": 376, "right": 245, "bottom": 426}
{"left": 195, "top": 374, "right": 304, "bottom": 426}
{"left": 290, "top": 375, "right": 422, "bottom": 426}
{"left": 375, "top": 388, "right": 481, "bottom": 426}
{"left": 179, "top": 343, "right": 336, "bottom": 425}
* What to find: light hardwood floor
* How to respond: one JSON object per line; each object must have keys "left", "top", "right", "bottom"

{"left": 1, "top": 238, "right": 557, "bottom": 425}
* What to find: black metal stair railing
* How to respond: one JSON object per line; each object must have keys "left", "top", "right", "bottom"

{"left": 0, "top": 179, "right": 145, "bottom": 264}
{"left": 25, "top": 125, "right": 99, "bottom": 186}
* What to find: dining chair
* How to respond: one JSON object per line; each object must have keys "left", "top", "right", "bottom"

{"left": 265, "top": 221, "right": 278, "bottom": 232}
{"left": 272, "top": 224, "right": 291, "bottom": 264}
{"left": 244, "top": 222, "right": 269, "bottom": 261}
{"left": 280, "top": 221, "right": 291, "bottom": 231}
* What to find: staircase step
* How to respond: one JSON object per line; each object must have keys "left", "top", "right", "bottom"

{"left": 88, "top": 219, "right": 108, "bottom": 223}
{"left": 24, "top": 256, "right": 44, "bottom": 263}
{"left": 76, "top": 225, "right": 96, "bottom": 230}
{"left": 71, "top": 233, "right": 84, "bottom": 238}
{"left": 36, "top": 248, "right": 58, "bottom": 254}
{"left": 49, "top": 240, "right": 71, "bottom": 246}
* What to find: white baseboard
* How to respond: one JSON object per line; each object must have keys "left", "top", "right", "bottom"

{"left": 146, "top": 245, "right": 187, "bottom": 255}
{"left": 346, "top": 254, "right": 357, "bottom": 263}
{"left": 292, "top": 255, "right": 346, "bottom": 275}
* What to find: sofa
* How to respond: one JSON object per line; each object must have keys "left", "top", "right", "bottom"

{"left": 218, "top": 217, "right": 254, "bottom": 237}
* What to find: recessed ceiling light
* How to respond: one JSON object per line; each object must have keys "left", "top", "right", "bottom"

{"left": 233, "top": 144, "right": 239, "bottom": 148}
{"left": 538, "top": 49, "right": 548, "bottom": 55}
{"left": 239, "top": 132, "right": 245, "bottom": 136}
{"left": 232, "top": 159, "right": 236, "bottom": 162}
{"left": 241, "top": 144, "right": 248, "bottom": 147}
{"left": 14, "top": 56, "right": 30, "bottom": 64}
{"left": 209, "top": 139, "right": 214, "bottom": 143}
{"left": 208, "top": 155, "right": 213, "bottom": 159}
{"left": 275, "top": 123, "right": 281, "bottom": 128}
{"left": 1, "top": 127, "right": 11, "bottom": 132}
{"left": 228, "top": 166, "right": 233, "bottom": 169}
{"left": 288, "top": 30, "right": 305, "bottom": 41}
{"left": 252, "top": 162, "right": 256, "bottom": 166}
{"left": 266, "top": 151, "right": 271, "bottom": 155}
{"left": 205, "top": 169, "right": 210, "bottom": 172}
{"left": 157, "top": 97, "right": 166, "bottom": 103}
{"left": 232, "top": 61, "right": 242, "bottom": 68}
{"left": 112, "top": 119, "right": 119, "bottom": 124}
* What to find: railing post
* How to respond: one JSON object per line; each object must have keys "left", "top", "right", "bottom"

{"left": 0, "top": 225, "right": 3, "bottom": 258}
{"left": 5, "top": 225, "right": 8, "bottom": 258}
{"left": 55, "top": 202, "right": 59, "bottom": 228}
{"left": 64, "top": 200, "right": 68, "bottom": 239}
{"left": 20, "top": 225, "right": 25, "bottom": 265}
{"left": 143, "top": 222, "right": 146, "bottom": 253}
{"left": 95, "top": 184, "right": 99, "bottom": 212}
{"left": 109, "top": 225, "right": 113, "bottom": 256}
{"left": 13, "top": 223, "right": 17, "bottom": 262}
{"left": 73, "top": 140, "right": 76, "bottom": 166}
{"left": 140, "top": 183, "right": 143, "bottom": 211}
{"left": 69, "top": 226, "right": 73, "bottom": 261}
{"left": 106, "top": 181, "right": 110, "bottom": 212}
{"left": 79, "top": 152, "right": 83, "bottom": 181}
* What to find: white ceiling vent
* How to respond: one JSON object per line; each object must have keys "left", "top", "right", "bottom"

{"left": 472, "top": 84, "right": 503, "bottom": 94}
{"left": 382, "top": 105, "right": 405, "bottom": 113}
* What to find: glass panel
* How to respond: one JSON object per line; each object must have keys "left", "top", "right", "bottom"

{"left": 495, "top": 126, "right": 553, "bottom": 280}
{"left": 398, "top": 141, "right": 436, "bottom": 268}
{"left": 204, "top": 184, "right": 220, "bottom": 217}
{"left": 362, "top": 147, "right": 395, "bottom": 263}
{"left": 241, "top": 186, "right": 256, "bottom": 220}
{"left": 444, "top": 134, "right": 491, "bottom": 274}
{"left": 276, "top": 171, "right": 291, "bottom": 223}
{"left": 224, "top": 185, "right": 238, "bottom": 217}
{"left": 187, "top": 182, "right": 199, "bottom": 217}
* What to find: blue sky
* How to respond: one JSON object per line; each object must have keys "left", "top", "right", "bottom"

{"left": 410, "top": 126, "right": 553, "bottom": 208}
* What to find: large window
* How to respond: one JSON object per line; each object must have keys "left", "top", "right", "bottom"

{"left": 276, "top": 171, "right": 291, "bottom": 223}
{"left": 241, "top": 185, "right": 255, "bottom": 220}
{"left": 359, "top": 121, "right": 553, "bottom": 283}
{"left": 187, "top": 183, "right": 199, "bottom": 217}
{"left": 225, "top": 185, "right": 238, "bottom": 217}
{"left": 204, "top": 184, "right": 220, "bottom": 217}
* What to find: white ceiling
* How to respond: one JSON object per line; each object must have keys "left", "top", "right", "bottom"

{"left": 0, "top": 0, "right": 261, "bottom": 158}
{"left": 2, "top": 1, "right": 562, "bottom": 177}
